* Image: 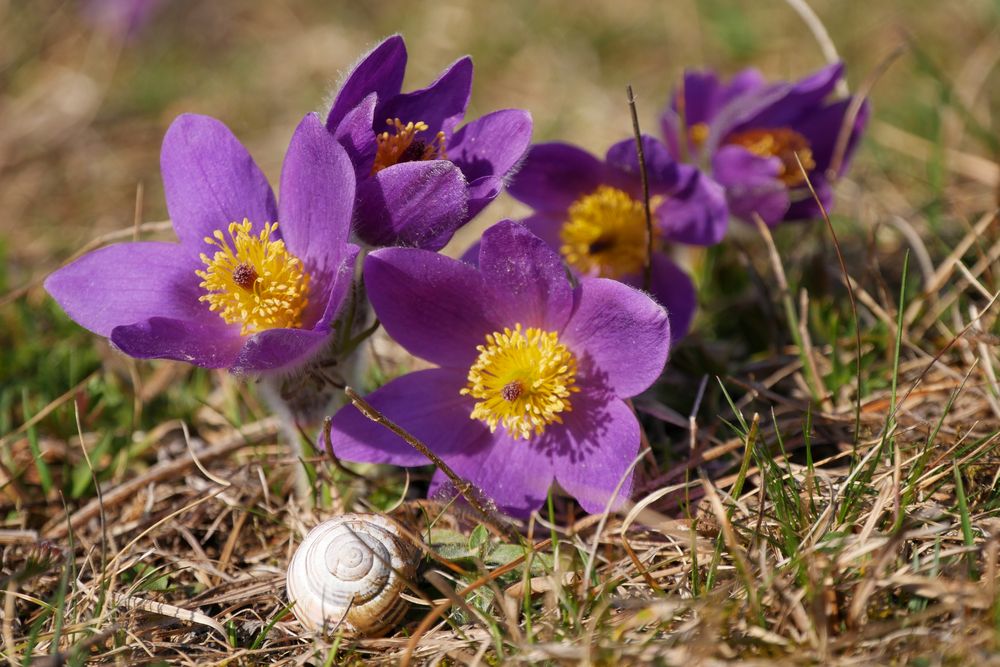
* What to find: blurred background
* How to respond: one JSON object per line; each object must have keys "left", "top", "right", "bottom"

{"left": 2, "top": 0, "right": 997, "bottom": 283}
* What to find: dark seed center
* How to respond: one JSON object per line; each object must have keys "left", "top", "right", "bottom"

{"left": 501, "top": 381, "right": 524, "bottom": 402}
{"left": 588, "top": 236, "right": 616, "bottom": 255}
{"left": 232, "top": 263, "right": 258, "bottom": 290}
{"left": 398, "top": 139, "right": 428, "bottom": 164}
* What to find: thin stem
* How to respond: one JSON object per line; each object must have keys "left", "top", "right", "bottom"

{"left": 627, "top": 84, "right": 654, "bottom": 291}
{"left": 344, "top": 387, "right": 520, "bottom": 542}
{"left": 795, "top": 152, "right": 863, "bottom": 444}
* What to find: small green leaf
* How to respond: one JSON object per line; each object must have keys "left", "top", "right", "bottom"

{"left": 468, "top": 524, "right": 489, "bottom": 550}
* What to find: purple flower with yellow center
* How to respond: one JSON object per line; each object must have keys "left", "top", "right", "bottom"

{"left": 661, "top": 63, "right": 869, "bottom": 226}
{"left": 325, "top": 35, "right": 533, "bottom": 250}
{"left": 327, "top": 220, "right": 670, "bottom": 517}
{"left": 503, "top": 135, "right": 727, "bottom": 340}
{"left": 45, "top": 113, "right": 359, "bottom": 374}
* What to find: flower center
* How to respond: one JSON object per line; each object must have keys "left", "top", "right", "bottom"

{"left": 461, "top": 324, "right": 579, "bottom": 440}
{"left": 688, "top": 122, "right": 710, "bottom": 151}
{"left": 195, "top": 219, "right": 310, "bottom": 335}
{"left": 725, "top": 127, "right": 816, "bottom": 186}
{"left": 560, "top": 186, "right": 661, "bottom": 279}
{"left": 371, "top": 118, "right": 447, "bottom": 174}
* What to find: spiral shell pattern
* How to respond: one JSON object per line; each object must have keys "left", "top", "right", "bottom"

{"left": 286, "top": 513, "right": 419, "bottom": 635}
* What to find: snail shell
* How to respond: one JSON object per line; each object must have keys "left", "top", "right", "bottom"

{"left": 286, "top": 513, "right": 420, "bottom": 636}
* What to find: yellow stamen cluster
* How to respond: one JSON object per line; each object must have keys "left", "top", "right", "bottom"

{"left": 462, "top": 324, "right": 579, "bottom": 440}
{"left": 560, "top": 186, "right": 661, "bottom": 279}
{"left": 196, "top": 219, "right": 310, "bottom": 335}
{"left": 371, "top": 118, "right": 447, "bottom": 174}
{"left": 725, "top": 127, "right": 816, "bottom": 186}
{"left": 688, "top": 122, "right": 710, "bottom": 150}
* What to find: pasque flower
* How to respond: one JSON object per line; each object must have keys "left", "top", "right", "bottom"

{"left": 661, "top": 63, "right": 868, "bottom": 226}
{"left": 45, "top": 113, "right": 359, "bottom": 374}
{"left": 325, "top": 35, "right": 533, "bottom": 250}
{"left": 81, "top": 0, "right": 165, "bottom": 40}
{"left": 327, "top": 220, "right": 670, "bottom": 517}
{"left": 504, "top": 135, "right": 727, "bottom": 340}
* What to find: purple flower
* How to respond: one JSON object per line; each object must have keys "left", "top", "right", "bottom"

{"left": 45, "top": 113, "right": 359, "bottom": 375}
{"left": 325, "top": 35, "right": 533, "bottom": 251}
{"left": 661, "top": 63, "right": 869, "bottom": 226}
{"left": 503, "top": 135, "right": 728, "bottom": 341}
{"left": 80, "top": 0, "right": 165, "bottom": 40}
{"left": 327, "top": 220, "right": 670, "bottom": 517}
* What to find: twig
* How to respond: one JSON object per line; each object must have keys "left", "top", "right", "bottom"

{"left": 318, "top": 416, "right": 364, "bottom": 480}
{"left": 182, "top": 422, "right": 232, "bottom": 488}
{"left": 795, "top": 152, "right": 863, "bottom": 442}
{"left": 343, "top": 387, "right": 520, "bottom": 542}
{"left": 627, "top": 84, "right": 654, "bottom": 291}
{"left": 44, "top": 418, "right": 279, "bottom": 538}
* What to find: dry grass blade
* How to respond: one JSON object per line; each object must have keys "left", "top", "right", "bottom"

{"left": 109, "top": 590, "right": 227, "bottom": 638}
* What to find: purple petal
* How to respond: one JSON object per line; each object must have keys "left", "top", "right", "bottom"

{"left": 719, "top": 68, "right": 767, "bottom": 105}
{"left": 660, "top": 107, "right": 683, "bottom": 160}
{"left": 655, "top": 164, "right": 728, "bottom": 246}
{"left": 328, "top": 368, "right": 487, "bottom": 467}
{"left": 465, "top": 175, "right": 504, "bottom": 220}
{"left": 478, "top": 220, "right": 574, "bottom": 332}
{"left": 278, "top": 114, "right": 355, "bottom": 297}
{"left": 648, "top": 254, "right": 697, "bottom": 342}
{"left": 315, "top": 244, "right": 360, "bottom": 329}
{"left": 45, "top": 242, "right": 204, "bottom": 337}
{"left": 330, "top": 92, "right": 378, "bottom": 179}
{"left": 836, "top": 98, "right": 870, "bottom": 177}
{"left": 676, "top": 70, "right": 722, "bottom": 126}
{"left": 326, "top": 35, "right": 407, "bottom": 131}
{"left": 712, "top": 145, "right": 789, "bottom": 225}
{"left": 458, "top": 214, "right": 564, "bottom": 269}
{"left": 737, "top": 62, "right": 845, "bottom": 130}
{"left": 160, "top": 114, "right": 277, "bottom": 251}
{"left": 561, "top": 277, "right": 669, "bottom": 397}
{"left": 82, "top": 0, "right": 164, "bottom": 40}
{"left": 605, "top": 135, "right": 681, "bottom": 194}
{"left": 662, "top": 68, "right": 766, "bottom": 161}
{"left": 459, "top": 239, "right": 482, "bottom": 267}
{"left": 705, "top": 85, "right": 807, "bottom": 154}
{"left": 521, "top": 213, "right": 565, "bottom": 252}
{"left": 507, "top": 143, "right": 608, "bottom": 213}
{"left": 364, "top": 248, "right": 497, "bottom": 368}
{"left": 229, "top": 328, "right": 330, "bottom": 375}
{"left": 448, "top": 109, "right": 533, "bottom": 182}
{"left": 553, "top": 394, "right": 641, "bottom": 514}
{"left": 376, "top": 56, "right": 473, "bottom": 137}
{"left": 354, "top": 160, "right": 469, "bottom": 251}
{"left": 796, "top": 97, "right": 870, "bottom": 174}
{"left": 428, "top": 431, "right": 555, "bottom": 518}
{"left": 783, "top": 179, "right": 833, "bottom": 221}
{"left": 110, "top": 317, "right": 242, "bottom": 369}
